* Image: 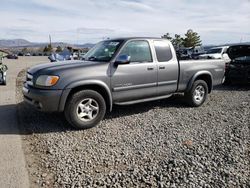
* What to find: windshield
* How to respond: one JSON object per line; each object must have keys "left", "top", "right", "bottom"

{"left": 84, "top": 40, "right": 123, "bottom": 62}
{"left": 206, "top": 48, "right": 222, "bottom": 54}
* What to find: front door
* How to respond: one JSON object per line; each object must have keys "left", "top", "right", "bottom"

{"left": 111, "top": 40, "right": 157, "bottom": 103}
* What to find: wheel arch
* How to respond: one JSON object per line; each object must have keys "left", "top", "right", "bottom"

{"left": 187, "top": 71, "right": 213, "bottom": 93}
{"left": 59, "top": 80, "right": 112, "bottom": 112}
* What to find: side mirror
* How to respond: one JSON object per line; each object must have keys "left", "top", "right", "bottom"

{"left": 115, "top": 55, "right": 130, "bottom": 65}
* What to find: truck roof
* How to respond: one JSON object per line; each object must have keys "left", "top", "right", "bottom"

{"left": 106, "top": 37, "right": 164, "bottom": 41}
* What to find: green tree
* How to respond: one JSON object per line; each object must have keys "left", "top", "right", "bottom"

{"left": 43, "top": 44, "right": 53, "bottom": 53}
{"left": 171, "top": 34, "right": 184, "bottom": 49}
{"left": 161, "top": 32, "right": 172, "bottom": 40}
{"left": 21, "top": 47, "right": 28, "bottom": 54}
{"left": 43, "top": 46, "right": 48, "bottom": 53}
{"left": 67, "top": 46, "right": 73, "bottom": 53}
{"left": 47, "top": 44, "right": 53, "bottom": 52}
{"left": 56, "top": 46, "right": 63, "bottom": 53}
{"left": 182, "top": 29, "right": 202, "bottom": 48}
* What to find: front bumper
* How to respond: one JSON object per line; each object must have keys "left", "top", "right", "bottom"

{"left": 226, "top": 68, "right": 250, "bottom": 83}
{"left": 22, "top": 82, "right": 63, "bottom": 112}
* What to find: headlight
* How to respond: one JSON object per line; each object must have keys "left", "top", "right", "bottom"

{"left": 36, "top": 75, "right": 59, "bottom": 86}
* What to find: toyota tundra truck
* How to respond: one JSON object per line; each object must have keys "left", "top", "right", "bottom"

{"left": 22, "top": 37, "right": 225, "bottom": 129}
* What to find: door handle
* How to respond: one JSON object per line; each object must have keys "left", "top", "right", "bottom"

{"left": 147, "top": 67, "right": 154, "bottom": 71}
{"left": 159, "top": 66, "right": 165, "bottom": 70}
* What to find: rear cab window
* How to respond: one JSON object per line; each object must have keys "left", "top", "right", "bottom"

{"left": 154, "top": 40, "right": 173, "bottom": 62}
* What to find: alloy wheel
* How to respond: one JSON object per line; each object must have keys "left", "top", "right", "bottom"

{"left": 76, "top": 98, "right": 99, "bottom": 122}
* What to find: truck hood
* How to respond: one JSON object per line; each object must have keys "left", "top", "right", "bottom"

{"left": 227, "top": 45, "right": 250, "bottom": 60}
{"left": 28, "top": 60, "right": 102, "bottom": 74}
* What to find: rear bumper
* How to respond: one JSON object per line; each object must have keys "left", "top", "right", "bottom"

{"left": 22, "top": 83, "right": 63, "bottom": 112}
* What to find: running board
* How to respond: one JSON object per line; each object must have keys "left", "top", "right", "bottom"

{"left": 115, "top": 94, "right": 173, "bottom": 105}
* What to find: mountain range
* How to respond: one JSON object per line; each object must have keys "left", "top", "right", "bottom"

{"left": 0, "top": 39, "right": 95, "bottom": 48}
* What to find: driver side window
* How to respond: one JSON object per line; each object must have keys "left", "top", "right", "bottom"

{"left": 119, "top": 40, "right": 152, "bottom": 63}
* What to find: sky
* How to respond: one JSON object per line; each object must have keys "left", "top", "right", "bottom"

{"left": 0, "top": 0, "right": 250, "bottom": 45}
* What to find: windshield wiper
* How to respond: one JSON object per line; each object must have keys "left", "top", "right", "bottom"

{"left": 88, "top": 56, "right": 97, "bottom": 61}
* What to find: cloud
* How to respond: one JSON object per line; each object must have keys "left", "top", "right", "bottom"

{"left": 119, "top": 0, "right": 154, "bottom": 11}
{"left": 0, "top": 0, "right": 249, "bottom": 44}
{"left": 76, "top": 28, "right": 115, "bottom": 35}
{"left": 4, "top": 28, "right": 36, "bottom": 37}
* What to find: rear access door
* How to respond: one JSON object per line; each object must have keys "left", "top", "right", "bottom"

{"left": 153, "top": 40, "right": 179, "bottom": 95}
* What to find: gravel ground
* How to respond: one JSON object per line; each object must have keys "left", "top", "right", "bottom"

{"left": 16, "top": 72, "right": 250, "bottom": 188}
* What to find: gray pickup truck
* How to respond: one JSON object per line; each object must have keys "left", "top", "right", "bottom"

{"left": 23, "top": 37, "right": 225, "bottom": 129}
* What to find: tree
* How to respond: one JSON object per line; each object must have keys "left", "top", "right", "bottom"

{"left": 161, "top": 33, "right": 172, "bottom": 40}
{"left": 21, "top": 47, "right": 28, "bottom": 54}
{"left": 43, "top": 46, "right": 48, "bottom": 53}
{"left": 182, "top": 29, "right": 202, "bottom": 48}
{"left": 161, "top": 29, "right": 202, "bottom": 50}
{"left": 43, "top": 44, "right": 53, "bottom": 53}
{"left": 171, "top": 34, "right": 184, "bottom": 50}
{"left": 56, "top": 46, "right": 63, "bottom": 53}
{"left": 67, "top": 46, "right": 73, "bottom": 53}
{"left": 47, "top": 44, "right": 53, "bottom": 52}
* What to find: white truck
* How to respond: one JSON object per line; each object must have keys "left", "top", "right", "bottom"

{"left": 199, "top": 46, "right": 230, "bottom": 60}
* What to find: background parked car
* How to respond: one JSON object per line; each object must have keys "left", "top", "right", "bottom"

{"left": 6, "top": 54, "right": 18, "bottom": 59}
{"left": 48, "top": 49, "right": 72, "bottom": 62}
{"left": 224, "top": 45, "right": 250, "bottom": 84}
{"left": 177, "top": 47, "right": 205, "bottom": 60}
{"left": 25, "top": 53, "right": 31, "bottom": 56}
{"left": 199, "top": 46, "right": 229, "bottom": 60}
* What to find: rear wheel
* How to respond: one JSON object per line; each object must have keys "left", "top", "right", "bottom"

{"left": 185, "top": 80, "right": 208, "bottom": 107}
{"left": 64, "top": 90, "right": 106, "bottom": 129}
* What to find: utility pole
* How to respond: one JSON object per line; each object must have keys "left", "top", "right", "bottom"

{"left": 49, "top": 35, "right": 52, "bottom": 46}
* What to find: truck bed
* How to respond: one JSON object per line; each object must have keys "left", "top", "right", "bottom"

{"left": 178, "top": 59, "right": 225, "bottom": 92}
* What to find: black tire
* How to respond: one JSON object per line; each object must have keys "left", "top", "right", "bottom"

{"left": 64, "top": 90, "right": 106, "bottom": 129}
{"left": 0, "top": 72, "right": 5, "bottom": 85}
{"left": 3, "top": 74, "right": 6, "bottom": 85}
{"left": 185, "top": 80, "right": 208, "bottom": 107}
{"left": 223, "top": 76, "right": 231, "bottom": 85}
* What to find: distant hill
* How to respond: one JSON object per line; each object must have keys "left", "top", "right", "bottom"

{"left": 223, "top": 42, "right": 250, "bottom": 46}
{"left": 75, "top": 43, "right": 95, "bottom": 48}
{"left": 204, "top": 42, "right": 250, "bottom": 48}
{"left": 2, "top": 38, "right": 248, "bottom": 50}
{"left": 0, "top": 39, "right": 95, "bottom": 49}
{"left": 0, "top": 39, "right": 33, "bottom": 47}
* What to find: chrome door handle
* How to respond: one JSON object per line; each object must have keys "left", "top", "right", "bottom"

{"left": 147, "top": 67, "right": 154, "bottom": 71}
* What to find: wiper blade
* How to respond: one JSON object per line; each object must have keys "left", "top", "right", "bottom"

{"left": 88, "top": 56, "right": 97, "bottom": 61}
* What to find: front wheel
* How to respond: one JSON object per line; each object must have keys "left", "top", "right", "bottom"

{"left": 185, "top": 80, "right": 208, "bottom": 107}
{"left": 64, "top": 90, "right": 106, "bottom": 129}
{"left": 3, "top": 72, "right": 6, "bottom": 85}
{"left": 0, "top": 72, "right": 6, "bottom": 85}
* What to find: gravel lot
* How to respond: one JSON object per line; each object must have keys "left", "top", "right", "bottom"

{"left": 16, "top": 71, "right": 250, "bottom": 188}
